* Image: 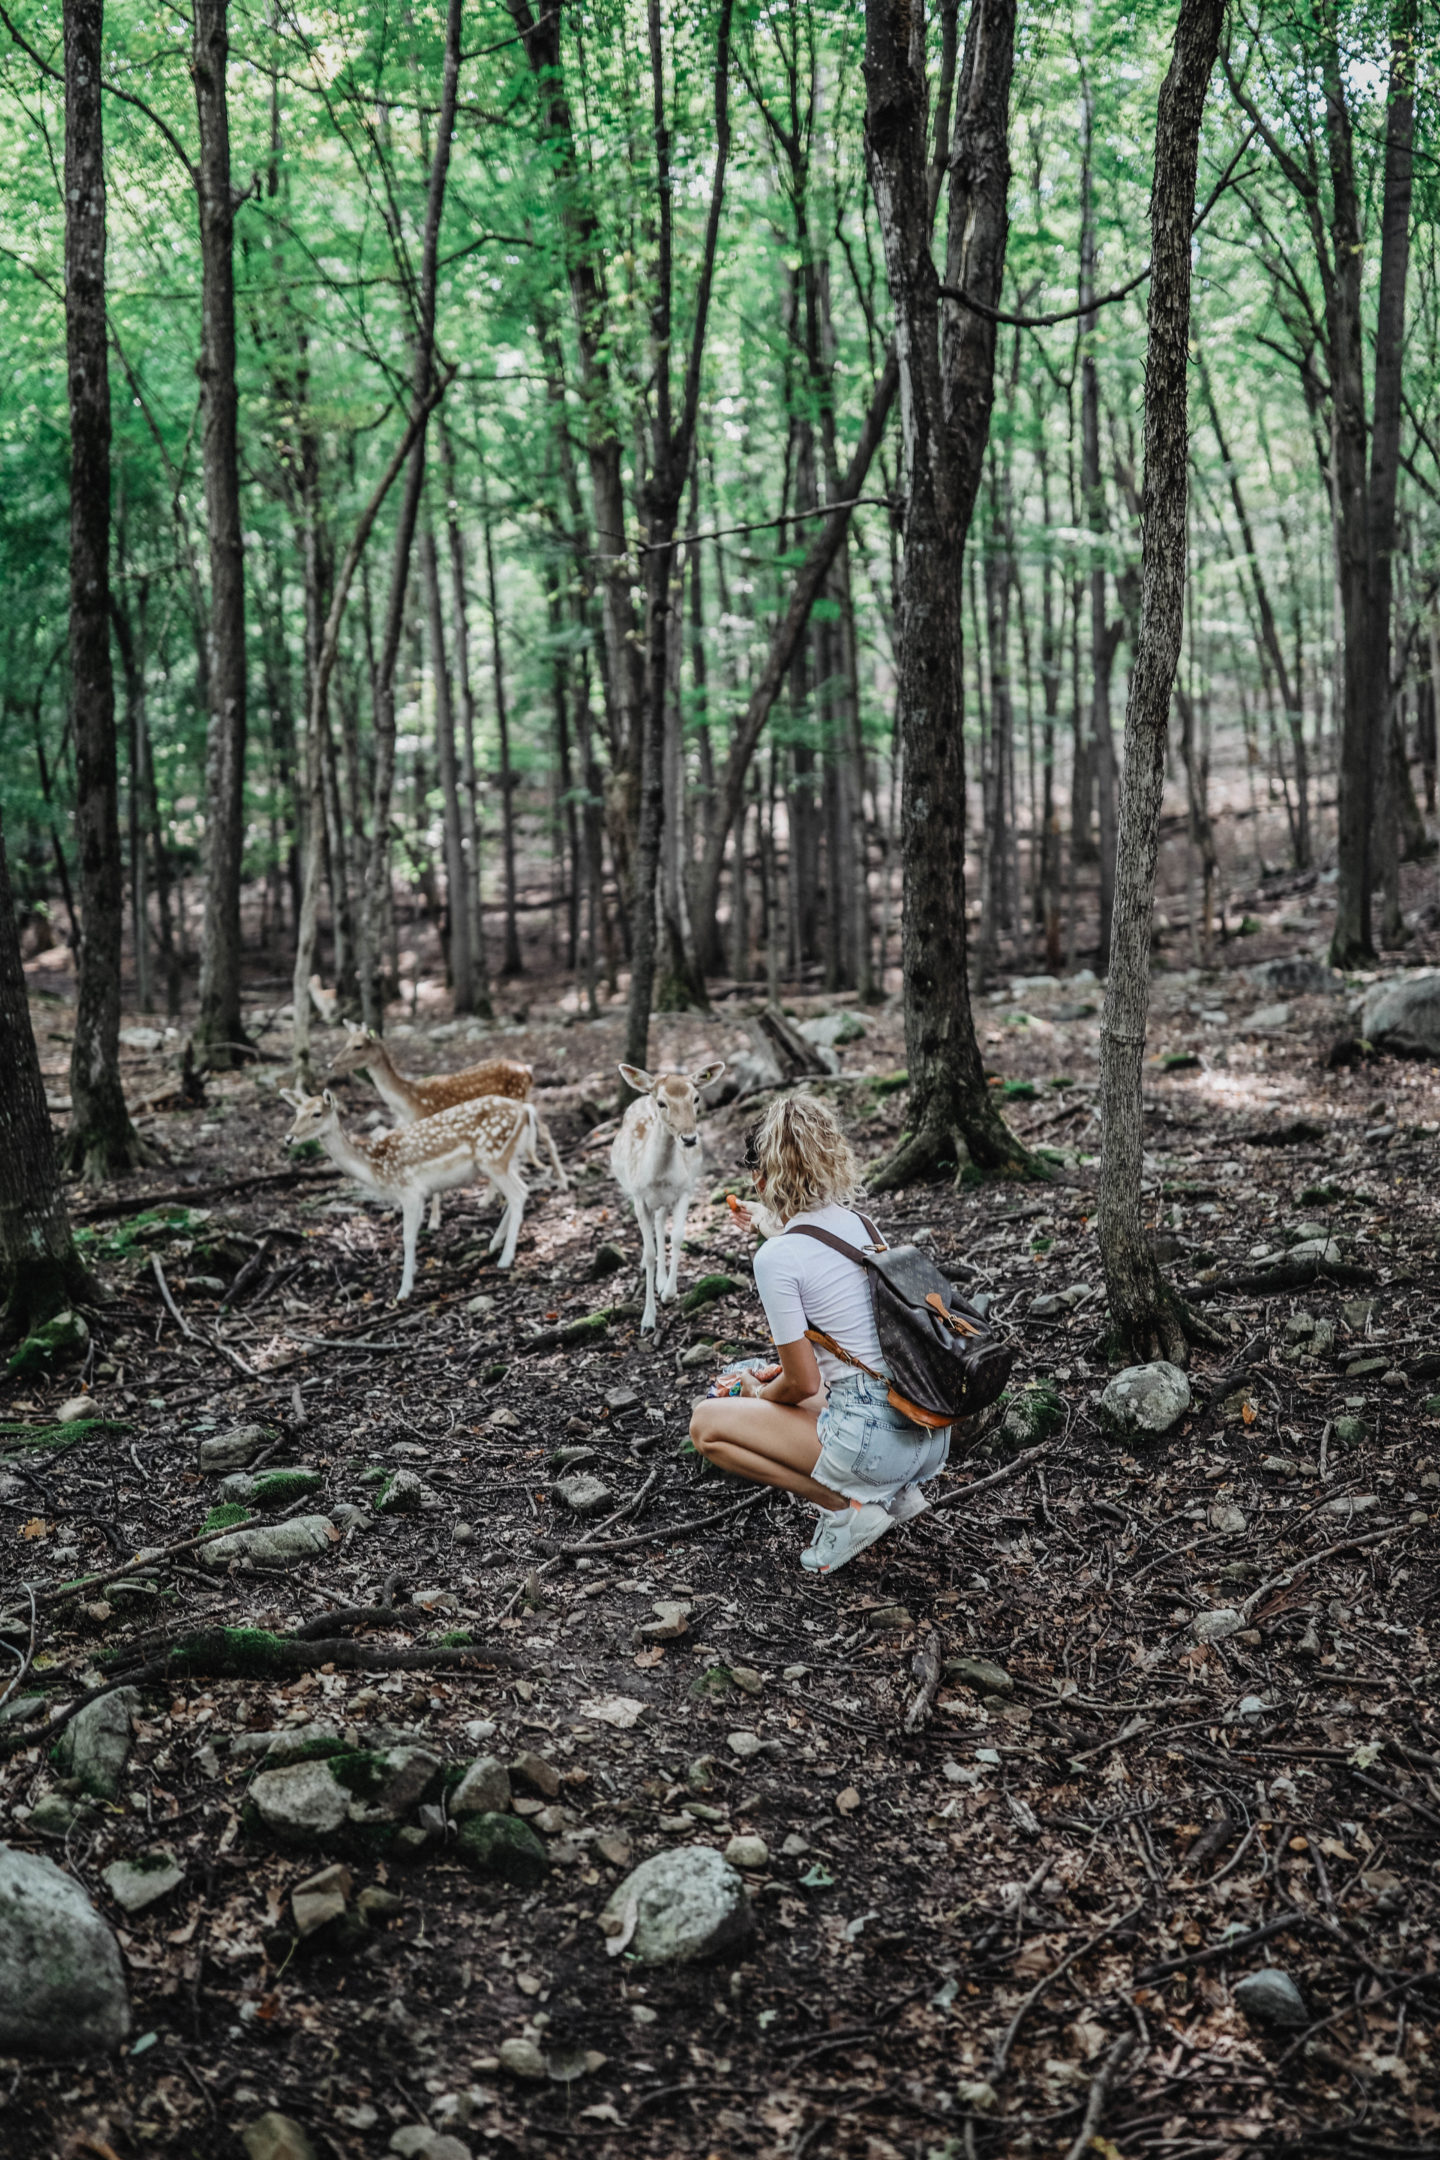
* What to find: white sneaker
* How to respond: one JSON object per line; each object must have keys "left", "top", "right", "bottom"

{"left": 800, "top": 1501, "right": 895, "bottom": 1575}
{"left": 886, "top": 1484, "right": 929, "bottom": 1523}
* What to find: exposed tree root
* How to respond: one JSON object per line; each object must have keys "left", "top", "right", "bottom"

{"left": 867, "top": 1104, "right": 1047, "bottom": 1193}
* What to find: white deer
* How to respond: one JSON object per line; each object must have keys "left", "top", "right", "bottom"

{"left": 282, "top": 1087, "right": 546, "bottom": 1295}
{"left": 611, "top": 1062, "right": 724, "bottom": 1332}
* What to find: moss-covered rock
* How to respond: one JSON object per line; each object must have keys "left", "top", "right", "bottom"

{"left": 455, "top": 1811, "right": 548, "bottom": 1887}
{"left": 997, "top": 1378, "right": 1064, "bottom": 1452}
{"left": 681, "top": 1274, "right": 739, "bottom": 1315}
{"left": 216, "top": 1468, "right": 324, "bottom": 1512}
{"left": 6, "top": 1310, "right": 89, "bottom": 1376}
{"left": 201, "top": 1502, "right": 253, "bottom": 1535}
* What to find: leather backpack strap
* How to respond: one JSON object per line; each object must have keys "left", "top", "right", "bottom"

{"left": 802, "top": 1326, "right": 883, "bottom": 1382}
{"left": 783, "top": 1223, "right": 872, "bottom": 1267}
{"left": 856, "top": 1211, "right": 887, "bottom": 1250}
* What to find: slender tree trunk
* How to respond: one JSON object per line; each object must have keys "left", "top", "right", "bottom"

{"left": 437, "top": 432, "right": 490, "bottom": 1014}
{"left": 1368, "top": 0, "right": 1416, "bottom": 945}
{"left": 421, "top": 518, "right": 473, "bottom": 1009}
{"left": 622, "top": 0, "right": 734, "bottom": 1076}
{"left": 1079, "top": 106, "right": 1118, "bottom": 968}
{"left": 63, "top": 0, "right": 145, "bottom": 1178}
{"left": 1097, "top": 0, "right": 1225, "bottom": 1367}
{"left": 0, "top": 810, "right": 91, "bottom": 1331}
{"left": 191, "top": 0, "right": 249, "bottom": 1068}
{"left": 865, "top": 0, "right": 1034, "bottom": 1185}
{"left": 482, "top": 509, "right": 523, "bottom": 978}
{"left": 357, "top": 0, "right": 462, "bottom": 1030}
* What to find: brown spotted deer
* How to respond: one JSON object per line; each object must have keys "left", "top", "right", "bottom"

{"left": 282, "top": 1087, "right": 547, "bottom": 1294}
{"left": 611, "top": 1063, "right": 724, "bottom": 1332}
{"left": 326, "top": 1024, "right": 566, "bottom": 1228}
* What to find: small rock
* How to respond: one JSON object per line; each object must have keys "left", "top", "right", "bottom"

{"left": 723, "top": 1835, "right": 769, "bottom": 1870}
{"left": 1029, "top": 1293, "right": 1066, "bottom": 1318}
{"left": 1289, "top": 1238, "right": 1343, "bottom": 1266}
{"left": 248, "top": 1747, "right": 442, "bottom": 1845}
{"left": 56, "top": 1687, "right": 140, "bottom": 1799}
{"left": 604, "top": 1386, "right": 640, "bottom": 1414}
{"left": 241, "top": 2114, "right": 317, "bottom": 2160}
{"left": 56, "top": 1397, "right": 99, "bottom": 1424}
{"left": 1098, "top": 1361, "right": 1190, "bottom": 1438}
{"left": 1240, "top": 1003, "right": 1291, "bottom": 1032}
{"left": 549, "top": 1444, "right": 597, "bottom": 1470}
{"left": 588, "top": 1242, "right": 626, "bottom": 1281}
{"left": 1234, "top": 1967, "right": 1309, "bottom": 2030}
{"left": 1208, "top": 1502, "right": 1248, "bottom": 1534}
{"left": 942, "top": 1656, "right": 1012, "bottom": 1696}
{"left": 1284, "top": 1312, "right": 1316, "bottom": 1340}
{"left": 726, "top": 1731, "right": 763, "bottom": 1759}
{"left": 489, "top": 1407, "right": 522, "bottom": 1431}
{"left": 1360, "top": 971, "right": 1440, "bottom": 1059}
{"left": 290, "top": 1862, "right": 353, "bottom": 1938}
{"left": 865, "top": 1604, "right": 913, "bottom": 1632}
{"left": 1237, "top": 1696, "right": 1268, "bottom": 1723}
{"left": 781, "top": 1833, "right": 810, "bottom": 1856}
{"left": 639, "top": 1600, "right": 691, "bottom": 1643}
{"left": 1323, "top": 1492, "right": 1379, "bottom": 1515}
{"left": 375, "top": 1469, "right": 428, "bottom": 1515}
{"left": 599, "top": 1846, "right": 754, "bottom": 1966}
{"left": 356, "top": 1885, "right": 404, "bottom": 1921}
{"left": 554, "top": 1473, "right": 612, "bottom": 1515}
{"left": 497, "top": 2037, "right": 547, "bottom": 2081}
{"left": 1191, "top": 1607, "right": 1243, "bottom": 1645}
{"left": 452, "top": 1756, "right": 512, "bottom": 1815}
{"left": 201, "top": 1515, "right": 339, "bottom": 1568}
{"left": 27, "top": 1794, "right": 81, "bottom": 1838}
{"left": 679, "top": 1342, "right": 716, "bottom": 1369}
{"left": 197, "top": 1423, "right": 272, "bottom": 1475}
{"left": 1331, "top": 1416, "right": 1367, "bottom": 1447}
{"left": 217, "top": 1468, "right": 324, "bottom": 1511}
{"left": 0, "top": 1844, "right": 131, "bottom": 2057}
{"left": 510, "top": 1750, "right": 560, "bottom": 1798}
{"left": 595, "top": 1833, "right": 632, "bottom": 1867}
{"left": 455, "top": 1813, "right": 548, "bottom": 1887}
{"left": 101, "top": 1849, "right": 183, "bottom": 1916}
{"left": 955, "top": 2079, "right": 998, "bottom": 2113}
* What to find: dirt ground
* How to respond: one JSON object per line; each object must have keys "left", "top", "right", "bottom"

{"left": 2, "top": 874, "right": 1438, "bottom": 2160}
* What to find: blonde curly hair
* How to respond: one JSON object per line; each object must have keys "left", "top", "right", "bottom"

{"left": 749, "top": 1092, "right": 861, "bottom": 1224}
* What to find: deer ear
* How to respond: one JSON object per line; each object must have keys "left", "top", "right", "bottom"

{"left": 618, "top": 1063, "right": 655, "bottom": 1093}
{"left": 322, "top": 1088, "right": 336, "bottom": 1109}
{"left": 691, "top": 1061, "right": 726, "bottom": 1090}
{"left": 279, "top": 1087, "right": 300, "bottom": 1109}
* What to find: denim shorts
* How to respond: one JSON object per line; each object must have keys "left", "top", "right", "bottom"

{"left": 813, "top": 1372, "right": 951, "bottom": 1502}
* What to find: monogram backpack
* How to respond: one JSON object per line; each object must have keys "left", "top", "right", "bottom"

{"left": 785, "top": 1213, "right": 1014, "bottom": 1430}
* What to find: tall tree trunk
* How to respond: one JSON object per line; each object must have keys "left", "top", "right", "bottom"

{"left": 482, "top": 509, "right": 523, "bottom": 978}
{"left": 438, "top": 431, "right": 490, "bottom": 1014}
{"left": 421, "top": 518, "right": 473, "bottom": 1009}
{"left": 1097, "top": 0, "right": 1225, "bottom": 1367}
{"left": 1367, "top": 0, "right": 1416, "bottom": 945}
{"left": 191, "top": 0, "right": 249, "bottom": 1068}
{"left": 0, "top": 810, "right": 91, "bottom": 1331}
{"left": 865, "top": 0, "right": 1034, "bottom": 1186}
{"left": 357, "top": 0, "right": 462, "bottom": 1030}
{"left": 1079, "top": 103, "right": 1118, "bottom": 966}
{"left": 622, "top": 0, "right": 734, "bottom": 1077}
{"left": 63, "top": 0, "right": 145, "bottom": 1178}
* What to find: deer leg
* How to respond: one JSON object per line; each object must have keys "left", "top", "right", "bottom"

{"left": 664, "top": 1195, "right": 693, "bottom": 1301}
{"left": 655, "top": 1206, "right": 679, "bottom": 1305}
{"left": 635, "top": 1202, "right": 659, "bottom": 1333}
{"left": 397, "top": 1192, "right": 425, "bottom": 1300}
{"left": 493, "top": 1172, "right": 527, "bottom": 1269}
{"left": 428, "top": 1194, "right": 442, "bottom": 1233}
{"left": 541, "top": 1116, "right": 569, "bottom": 1191}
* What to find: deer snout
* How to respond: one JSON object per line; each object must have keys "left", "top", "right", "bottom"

{"left": 680, "top": 1133, "right": 699, "bottom": 1149}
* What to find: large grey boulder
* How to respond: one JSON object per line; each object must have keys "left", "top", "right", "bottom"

{"left": 1361, "top": 971, "right": 1440, "bottom": 1058}
{"left": 601, "top": 1846, "right": 753, "bottom": 1966}
{"left": 1098, "top": 1361, "right": 1190, "bottom": 1438}
{"left": 201, "top": 1514, "right": 338, "bottom": 1569}
{"left": 55, "top": 1686, "right": 140, "bottom": 1798}
{"left": 451, "top": 1755, "right": 511, "bottom": 1815}
{"left": 197, "top": 1423, "right": 272, "bottom": 1475}
{"left": 1248, "top": 957, "right": 1341, "bottom": 997}
{"left": 0, "top": 1845, "right": 131, "bottom": 2056}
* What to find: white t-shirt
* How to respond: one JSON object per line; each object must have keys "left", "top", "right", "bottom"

{"left": 752, "top": 1205, "right": 887, "bottom": 1388}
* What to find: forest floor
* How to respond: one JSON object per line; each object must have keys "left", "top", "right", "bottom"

{"left": 3, "top": 888, "right": 1439, "bottom": 2160}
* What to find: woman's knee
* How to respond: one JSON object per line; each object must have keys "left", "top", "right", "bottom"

{"left": 689, "top": 1402, "right": 720, "bottom": 1455}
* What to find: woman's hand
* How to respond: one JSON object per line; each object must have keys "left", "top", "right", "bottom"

{"left": 737, "top": 1364, "right": 781, "bottom": 1396}
{"left": 726, "top": 1194, "right": 754, "bottom": 1234}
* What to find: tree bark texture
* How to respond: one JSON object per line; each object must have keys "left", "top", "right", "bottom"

{"left": 0, "top": 811, "right": 91, "bottom": 1332}
{"left": 864, "top": 0, "right": 1032, "bottom": 1185}
{"left": 358, "top": 0, "right": 462, "bottom": 1029}
{"left": 622, "top": 0, "right": 734, "bottom": 1078}
{"left": 192, "top": 0, "right": 249, "bottom": 1066}
{"left": 63, "top": 0, "right": 144, "bottom": 1178}
{"left": 421, "top": 519, "right": 473, "bottom": 1009}
{"left": 1097, "top": 0, "right": 1225, "bottom": 1366}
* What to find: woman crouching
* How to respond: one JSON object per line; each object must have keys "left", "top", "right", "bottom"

{"left": 689, "top": 1093, "right": 950, "bottom": 1575}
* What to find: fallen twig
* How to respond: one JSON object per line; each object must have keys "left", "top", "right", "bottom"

{"left": 534, "top": 1464, "right": 665, "bottom": 1555}
{"left": 927, "top": 1439, "right": 1058, "bottom": 1509}
{"left": 1060, "top": 2033, "right": 1134, "bottom": 2160}
{"left": 993, "top": 1907, "right": 1142, "bottom": 2075}
{"left": 904, "top": 1633, "right": 943, "bottom": 1733}
{"left": 1133, "top": 1907, "right": 1313, "bottom": 1984}
{"left": 535, "top": 1486, "right": 769, "bottom": 1558}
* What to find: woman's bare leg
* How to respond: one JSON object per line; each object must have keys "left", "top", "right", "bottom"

{"left": 689, "top": 1396, "right": 845, "bottom": 1510}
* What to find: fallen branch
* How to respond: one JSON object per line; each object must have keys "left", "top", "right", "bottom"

{"left": 1186, "top": 1256, "right": 1374, "bottom": 1297}
{"left": 927, "top": 1439, "right": 1058, "bottom": 1509}
{"left": 1060, "top": 2034, "right": 1135, "bottom": 2160}
{"left": 1133, "top": 1907, "right": 1312, "bottom": 1984}
{"left": 1239, "top": 1525, "right": 1401, "bottom": 1622}
{"left": 27, "top": 1514, "right": 327, "bottom": 1612}
{"left": 903, "top": 1633, "right": 943, "bottom": 1733}
{"left": 993, "top": 1907, "right": 1142, "bottom": 2075}
{"left": 535, "top": 1486, "right": 769, "bottom": 1558}
{"left": 519, "top": 1301, "right": 642, "bottom": 1355}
